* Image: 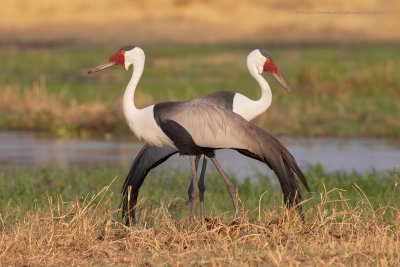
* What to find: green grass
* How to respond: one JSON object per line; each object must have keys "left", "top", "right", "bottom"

{"left": 1, "top": 165, "right": 398, "bottom": 224}
{"left": 1, "top": 43, "right": 399, "bottom": 137}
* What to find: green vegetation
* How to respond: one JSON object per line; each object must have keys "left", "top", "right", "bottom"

{"left": 1, "top": 165, "right": 397, "bottom": 221}
{"left": 1, "top": 43, "right": 399, "bottom": 137}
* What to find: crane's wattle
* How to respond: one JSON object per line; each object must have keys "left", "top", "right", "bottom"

{"left": 263, "top": 61, "right": 278, "bottom": 73}
{"left": 108, "top": 52, "right": 125, "bottom": 66}
{"left": 88, "top": 52, "right": 125, "bottom": 74}
{"left": 262, "top": 61, "right": 291, "bottom": 93}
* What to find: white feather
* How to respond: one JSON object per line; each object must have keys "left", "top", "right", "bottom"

{"left": 232, "top": 49, "right": 272, "bottom": 121}
{"left": 122, "top": 47, "right": 176, "bottom": 148}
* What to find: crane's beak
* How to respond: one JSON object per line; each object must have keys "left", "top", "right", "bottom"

{"left": 272, "top": 72, "right": 291, "bottom": 94}
{"left": 88, "top": 60, "right": 116, "bottom": 74}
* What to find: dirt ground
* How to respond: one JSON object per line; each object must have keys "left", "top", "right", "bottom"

{"left": 1, "top": 0, "right": 399, "bottom": 45}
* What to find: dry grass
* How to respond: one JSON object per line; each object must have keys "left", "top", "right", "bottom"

{"left": 1, "top": 0, "right": 399, "bottom": 44}
{"left": 1, "top": 179, "right": 400, "bottom": 266}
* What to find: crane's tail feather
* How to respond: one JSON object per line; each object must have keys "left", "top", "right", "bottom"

{"left": 121, "top": 144, "right": 178, "bottom": 225}
{"left": 236, "top": 128, "right": 310, "bottom": 217}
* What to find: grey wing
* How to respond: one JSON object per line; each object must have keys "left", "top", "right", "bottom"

{"left": 157, "top": 102, "right": 310, "bottom": 208}
{"left": 195, "top": 91, "right": 235, "bottom": 110}
{"left": 159, "top": 102, "right": 263, "bottom": 154}
{"left": 121, "top": 144, "right": 178, "bottom": 223}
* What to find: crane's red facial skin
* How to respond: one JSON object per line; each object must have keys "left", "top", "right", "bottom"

{"left": 108, "top": 51, "right": 125, "bottom": 66}
{"left": 88, "top": 51, "right": 125, "bottom": 74}
{"left": 263, "top": 60, "right": 292, "bottom": 94}
{"left": 263, "top": 61, "right": 278, "bottom": 74}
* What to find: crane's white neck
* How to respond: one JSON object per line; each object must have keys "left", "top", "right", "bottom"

{"left": 122, "top": 53, "right": 145, "bottom": 115}
{"left": 121, "top": 49, "right": 175, "bottom": 148}
{"left": 249, "top": 64, "right": 272, "bottom": 111}
{"left": 232, "top": 54, "right": 272, "bottom": 122}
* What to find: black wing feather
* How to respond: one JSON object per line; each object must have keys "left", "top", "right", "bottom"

{"left": 121, "top": 144, "right": 178, "bottom": 224}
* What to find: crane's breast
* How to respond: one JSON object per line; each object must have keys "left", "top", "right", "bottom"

{"left": 126, "top": 105, "right": 176, "bottom": 148}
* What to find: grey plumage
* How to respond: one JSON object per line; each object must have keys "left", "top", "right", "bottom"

{"left": 195, "top": 90, "right": 235, "bottom": 110}
{"left": 121, "top": 91, "right": 236, "bottom": 223}
{"left": 154, "top": 101, "right": 309, "bottom": 214}
{"left": 119, "top": 45, "right": 136, "bottom": 52}
{"left": 259, "top": 49, "right": 273, "bottom": 61}
{"left": 156, "top": 102, "right": 309, "bottom": 209}
{"left": 122, "top": 100, "right": 309, "bottom": 224}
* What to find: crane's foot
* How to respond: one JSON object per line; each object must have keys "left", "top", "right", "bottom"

{"left": 233, "top": 209, "right": 242, "bottom": 223}
{"left": 200, "top": 201, "right": 205, "bottom": 218}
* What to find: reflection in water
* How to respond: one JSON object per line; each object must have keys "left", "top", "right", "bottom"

{"left": 0, "top": 132, "right": 399, "bottom": 180}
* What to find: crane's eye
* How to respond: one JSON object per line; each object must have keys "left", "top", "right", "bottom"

{"left": 266, "top": 58, "right": 271, "bottom": 63}
{"left": 120, "top": 50, "right": 125, "bottom": 55}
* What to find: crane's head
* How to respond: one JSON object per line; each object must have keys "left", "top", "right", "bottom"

{"left": 247, "top": 49, "right": 291, "bottom": 93}
{"left": 88, "top": 46, "right": 144, "bottom": 74}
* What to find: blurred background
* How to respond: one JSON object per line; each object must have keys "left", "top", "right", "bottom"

{"left": 0, "top": 0, "right": 399, "bottom": 173}
{"left": 2, "top": 0, "right": 399, "bottom": 44}
{"left": 1, "top": 2, "right": 400, "bottom": 263}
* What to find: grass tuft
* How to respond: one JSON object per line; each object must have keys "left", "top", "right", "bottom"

{"left": 1, "top": 182, "right": 399, "bottom": 265}
{"left": 0, "top": 166, "right": 399, "bottom": 265}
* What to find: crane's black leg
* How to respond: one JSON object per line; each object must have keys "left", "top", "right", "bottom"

{"left": 188, "top": 155, "right": 201, "bottom": 216}
{"left": 188, "top": 155, "right": 200, "bottom": 224}
{"left": 198, "top": 157, "right": 207, "bottom": 217}
{"left": 209, "top": 157, "right": 240, "bottom": 218}
{"left": 188, "top": 155, "right": 207, "bottom": 218}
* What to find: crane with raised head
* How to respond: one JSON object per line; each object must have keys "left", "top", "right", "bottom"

{"left": 119, "top": 48, "right": 292, "bottom": 223}
{"left": 88, "top": 46, "right": 309, "bottom": 224}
